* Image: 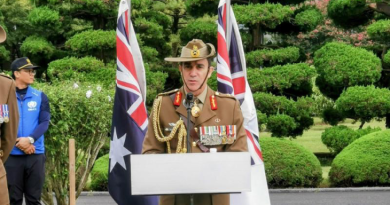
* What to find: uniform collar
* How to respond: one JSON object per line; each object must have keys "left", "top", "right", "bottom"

{"left": 176, "top": 87, "right": 216, "bottom": 126}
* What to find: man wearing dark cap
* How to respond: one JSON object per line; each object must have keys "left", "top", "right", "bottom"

{"left": 142, "top": 39, "right": 248, "bottom": 205}
{"left": 0, "top": 25, "right": 18, "bottom": 205}
{"left": 5, "top": 57, "right": 50, "bottom": 205}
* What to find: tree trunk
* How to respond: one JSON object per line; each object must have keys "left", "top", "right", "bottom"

{"left": 252, "top": 23, "right": 264, "bottom": 50}
{"left": 172, "top": 14, "right": 179, "bottom": 34}
{"left": 369, "top": 2, "right": 390, "bottom": 16}
{"left": 359, "top": 121, "right": 365, "bottom": 129}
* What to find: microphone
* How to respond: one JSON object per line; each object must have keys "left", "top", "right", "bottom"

{"left": 185, "top": 93, "right": 194, "bottom": 109}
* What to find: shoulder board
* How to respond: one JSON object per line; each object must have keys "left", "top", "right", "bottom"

{"left": 157, "top": 89, "right": 180, "bottom": 97}
{"left": 0, "top": 73, "right": 12, "bottom": 80}
{"left": 214, "top": 91, "right": 236, "bottom": 100}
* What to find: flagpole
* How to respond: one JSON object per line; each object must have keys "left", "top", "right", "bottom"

{"left": 127, "top": 0, "right": 131, "bottom": 39}
{"left": 226, "top": 0, "right": 232, "bottom": 52}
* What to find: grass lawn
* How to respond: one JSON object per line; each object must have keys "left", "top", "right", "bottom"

{"left": 259, "top": 117, "right": 387, "bottom": 187}
{"left": 259, "top": 117, "right": 387, "bottom": 153}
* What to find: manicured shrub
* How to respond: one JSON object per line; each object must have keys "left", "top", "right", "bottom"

{"left": 367, "top": 19, "right": 390, "bottom": 42}
{"left": 336, "top": 86, "right": 390, "bottom": 123}
{"left": 321, "top": 126, "right": 381, "bottom": 154}
{"left": 0, "top": 46, "right": 10, "bottom": 61}
{"left": 65, "top": 30, "right": 116, "bottom": 54}
{"left": 185, "top": 0, "right": 219, "bottom": 17}
{"left": 328, "top": 0, "right": 372, "bottom": 27}
{"left": 179, "top": 15, "right": 217, "bottom": 48}
{"left": 314, "top": 42, "right": 381, "bottom": 100}
{"left": 253, "top": 92, "right": 314, "bottom": 137}
{"left": 89, "top": 154, "right": 109, "bottom": 191}
{"left": 20, "top": 36, "right": 56, "bottom": 59}
{"left": 321, "top": 107, "right": 345, "bottom": 126}
{"left": 234, "top": 3, "right": 293, "bottom": 29}
{"left": 267, "top": 114, "right": 296, "bottom": 137}
{"left": 329, "top": 130, "right": 390, "bottom": 187}
{"left": 28, "top": 6, "right": 61, "bottom": 29}
{"left": 295, "top": 8, "right": 323, "bottom": 31}
{"left": 260, "top": 137, "right": 322, "bottom": 188}
{"left": 247, "top": 63, "right": 315, "bottom": 98}
{"left": 47, "top": 56, "right": 105, "bottom": 81}
{"left": 383, "top": 50, "right": 390, "bottom": 65}
{"left": 246, "top": 47, "right": 300, "bottom": 68}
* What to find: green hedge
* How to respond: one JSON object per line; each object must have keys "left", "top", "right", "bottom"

{"left": 0, "top": 46, "right": 11, "bottom": 61}
{"left": 367, "top": 19, "right": 390, "bottom": 42}
{"left": 89, "top": 154, "right": 109, "bottom": 191}
{"left": 314, "top": 42, "right": 381, "bottom": 100}
{"left": 383, "top": 50, "right": 390, "bottom": 65}
{"left": 327, "top": 0, "right": 371, "bottom": 27}
{"left": 336, "top": 86, "right": 390, "bottom": 122}
{"left": 261, "top": 137, "right": 322, "bottom": 188}
{"left": 247, "top": 63, "right": 315, "bottom": 98}
{"left": 20, "top": 36, "right": 56, "bottom": 59}
{"left": 28, "top": 6, "right": 61, "bottom": 29}
{"left": 253, "top": 92, "right": 314, "bottom": 137}
{"left": 65, "top": 30, "right": 116, "bottom": 54}
{"left": 295, "top": 8, "right": 323, "bottom": 31}
{"left": 47, "top": 56, "right": 105, "bottom": 81}
{"left": 329, "top": 130, "right": 390, "bottom": 187}
{"left": 321, "top": 125, "right": 381, "bottom": 155}
{"left": 234, "top": 3, "right": 293, "bottom": 29}
{"left": 267, "top": 114, "right": 296, "bottom": 137}
{"left": 179, "top": 15, "right": 217, "bottom": 48}
{"left": 246, "top": 47, "right": 300, "bottom": 68}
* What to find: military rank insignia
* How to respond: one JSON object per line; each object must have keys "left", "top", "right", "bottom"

{"left": 199, "top": 125, "right": 236, "bottom": 145}
{"left": 0, "top": 104, "right": 9, "bottom": 123}
{"left": 210, "top": 95, "right": 217, "bottom": 110}
{"left": 173, "top": 91, "right": 182, "bottom": 106}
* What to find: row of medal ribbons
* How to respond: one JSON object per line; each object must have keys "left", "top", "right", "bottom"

{"left": 199, "top": 125, "right": 237, "bottom": 146}
{"left": 0, "top": 104, "right": 10, "bottom": 124}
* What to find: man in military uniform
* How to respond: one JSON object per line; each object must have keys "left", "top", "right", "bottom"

{"left": 0, "top": 25, "right": 18, "bottom": 205}
{"left": 142, "top": 39, "right": 248, "bottom": 205}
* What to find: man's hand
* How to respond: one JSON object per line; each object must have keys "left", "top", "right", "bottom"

{"left": 23, "top": 144, "right": 35, "bottom": 155}
{"left": 16, "top": 137, "right": 31, "bottom": 150}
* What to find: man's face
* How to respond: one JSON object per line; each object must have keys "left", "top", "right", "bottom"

{"left": 179, "top": 59, "right": 213, "bottom": 96}
{"left": 14, "top": 69, "right": 35, "bottom": 85}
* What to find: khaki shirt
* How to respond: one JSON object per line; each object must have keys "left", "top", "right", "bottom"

{"left": 142, "top": 87, "right": 248, "bottom": 205}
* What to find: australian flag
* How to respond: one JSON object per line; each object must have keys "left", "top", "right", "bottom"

{"left": 108, "top": 1, "right": 158, "bottom": 205}
{"left": 217, "top": 0, "right": 271, "bottom": 204}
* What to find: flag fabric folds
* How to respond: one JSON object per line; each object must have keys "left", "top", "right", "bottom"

{"left": 108, "top": 0, "right": 158, "bottom": 204}
{"left": 217, "top": 0, "right": 271, "bottom": 204}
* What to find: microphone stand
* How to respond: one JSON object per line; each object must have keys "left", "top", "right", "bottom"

{"left": 185, "top": 93, "right": 194, "bottom": 205}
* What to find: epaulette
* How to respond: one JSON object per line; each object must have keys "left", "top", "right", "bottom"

{"left": 0, "top": 72, "right": 12, "bottom": 80}
{"left": 157, "top": 89, "right": 180, "bottom": 97}
{"left": 214, "top": 91, "right": 236, "bottom": 100}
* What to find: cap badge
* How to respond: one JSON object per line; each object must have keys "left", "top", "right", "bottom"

{"left": 191, "top": 45, "right": 200, "bottom": 58}
{"left": 26, "top": 58, "right": 31, "bottom": 64}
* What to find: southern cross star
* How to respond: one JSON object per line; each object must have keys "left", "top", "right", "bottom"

{"left": 109, "top": 127, "right": 132, "bottom": 172}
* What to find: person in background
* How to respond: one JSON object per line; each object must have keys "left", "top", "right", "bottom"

{"left": 5, "top": 57, "right": 50, "bottom": 205}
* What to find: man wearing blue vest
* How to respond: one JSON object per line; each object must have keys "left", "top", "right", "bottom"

{"left": 5, "top": 57, "right": 50, "bottom": 205}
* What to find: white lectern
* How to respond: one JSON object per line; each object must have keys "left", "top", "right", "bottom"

{"left": 130, "top": 152, "right": 251, "bottom": 195}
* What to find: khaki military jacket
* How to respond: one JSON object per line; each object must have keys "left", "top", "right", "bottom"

{"left": 0, "top": 74, "right": 18, "bottom": 162}
{"left": 142, "top": 87, "right": 248, "bottom": 205}
{"left": 0, "top": 73, "right": 18, "bottom": 205}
